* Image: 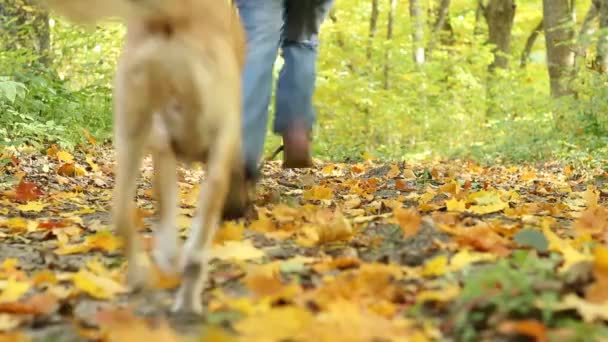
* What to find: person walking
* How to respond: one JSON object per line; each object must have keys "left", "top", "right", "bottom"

{"left": 222, "top": 0, "right": 335, "bottom": 218}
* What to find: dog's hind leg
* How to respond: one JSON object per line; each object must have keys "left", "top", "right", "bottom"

{"left": 172, "top": 117, "right": 240, "bottom": 315}
{"left": 112, "top": 62, "right": 155, "bottom": 292}
{"left": 150, "top": 139, "right": 180, "bottom": 274}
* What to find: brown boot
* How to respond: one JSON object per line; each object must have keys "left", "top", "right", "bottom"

{"left": 221, "top": 166, "right": 254, "bottom": 220}
{"left": 282, "top": 121, "right": 313, "bottom": 169}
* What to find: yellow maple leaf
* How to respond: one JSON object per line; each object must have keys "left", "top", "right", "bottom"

{"left": 0, "top": 217, "right": 28, "bottom": 232}
{"left": 56, "top": 150, "right": 74, "bottom": 163}
{"left": 445, "top": 198, "right": 466, "bottom": 212}
{"left": 16, "top": 201, "right": 47, "bottom": 212}
{"left": 214, "top": 221, "right": 244, "bottom": 244}
{"left": 303, "top": 185, "right": 333, "bottom": 201}
{"left": 0, "top": 277, "right": 31, "bottom": 303}
{"left": 55, "top": 231, "right": 123, "bottom": 255}
{"left": 466, "top": 190, "right": 508, "bottom": 214}
{"left": 421, "top": 255, "right": 448, "bottom": 277}
{"left": 211, "top": 240, "right": 265, "bottom": 261}
{"left": 235, "top": 306, "right": 313, "bottom": 342}
{"left": 448, "top": 249, "right": 497, "bottom": 272}
{"left": 72, "top": 270, "right": 127, "bottom": 300}
{"left": 542, "top": 222, "right": 592, "bottom": 272}
{"left": 417, "top": 284, "right": 461, "bottom": 304}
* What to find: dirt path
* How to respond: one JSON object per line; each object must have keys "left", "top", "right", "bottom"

{"left": 0, "top": 145, "right": 607, "bottom": 341}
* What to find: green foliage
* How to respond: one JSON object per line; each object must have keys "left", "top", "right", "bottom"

{"left": 0, "top": 0, "right": 606, "bottom": 162}
{"left": 450, "top": 251, "right": 562, "bottom": 340}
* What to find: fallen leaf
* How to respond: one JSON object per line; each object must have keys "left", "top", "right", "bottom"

{"left": 497, "top": 320, "right": 547, "bottom": 342}
{"left": 0, "top": 278, "right": 31, "bottom": 303}
{"left": 214, "top": 221, "right": 244, "bottom": 244}
{"left": 211, "top": 240, "right": 265, "bottom": 261}
{"left": 0, "top": 293, "right": 59, "bottom": 315}
{"left": 303, "top": 185, "right": 333, "bottom": 201}
{"left": 393, "top": 207, "right": 421, "bottom": 239}
{"left": 72, "top": 269, "right": 127, "bottom": 300}
{"left": 421, "top": 255, "right": 448, "bottom": 277}
{"left": 13, "top": 180, "right": 43, "bottom": 203}
{"left": 56, "top": 150, "right": 74, "bottom": 163}
{"left": 16, "top": 201, "right": 47, "bottom": 212}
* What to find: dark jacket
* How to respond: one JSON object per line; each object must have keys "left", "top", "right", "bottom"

{"left": 285, "top": 0, "right": 324, "bottom": 41}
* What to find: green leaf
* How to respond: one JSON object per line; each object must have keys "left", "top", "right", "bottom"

{"left": 514, "top": 228, "right": 548, "bottom": 253}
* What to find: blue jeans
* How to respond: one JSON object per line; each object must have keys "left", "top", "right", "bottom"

{"left": 235, "top": 0, "right": 334, "bottom": 175}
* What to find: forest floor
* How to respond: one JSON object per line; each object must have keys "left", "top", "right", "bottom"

{"left": 0, "top": 143, "right": 607, "bottom": 341}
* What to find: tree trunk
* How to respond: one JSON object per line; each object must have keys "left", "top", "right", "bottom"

{"left": 595, "top": 0, "right": 608, "bottom": 72}
{"left": 0, "top": 0, "right": 51, "bottom": 66}
{"left": 383, "top": 0, "right": 397, "bottom": 90}
{"left": 367, "top": 0, "right": 379, "bottom": 60}
{"left": 483, "top": 0, "right": 516, "bottom": 71}
{"left": 543, "top": 0, "right": 576, "bottom": 97}
{"left": 410, "top": 0, "right": 425, "bottom": 65}
{"left": 474, "top": 0, "right": 484, "bottom": 36}
{"left": 520, "top": 19, "right": 544, "bottom": 68}
{"left": 427, "top": 0, "right": 451, "bottom": 55}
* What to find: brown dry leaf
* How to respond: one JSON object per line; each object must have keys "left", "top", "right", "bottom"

{"left": 393, "top": 206, "right": 421, "bottom": 239}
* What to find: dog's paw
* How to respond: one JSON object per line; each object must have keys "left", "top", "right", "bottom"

{"left": 152, "top": 241, "right": 180, "bottom": 275}
{"left": 126, "top": 253, "right": 151, "bottom": 292}
{"left": 171, "top": 284, "right": 204, "bottom": 315}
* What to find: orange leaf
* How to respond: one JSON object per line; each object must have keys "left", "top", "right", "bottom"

{"left": 386, "top": 164, "right": 400, "bottom": 178}
{"left": 498, "top": 320, "right": 547, "bottom": 342}
{"left": 57, "top": 163, "right": 76, "bottom": 177}
{"left": 573, "top": 206, "right": 608, "bottom": 237}
{"left": 393, "top": 207, "right": 421, "bottom": 239}
{"left": 82, "top": 129, "right": 97, "bottom": 145}
{"left": 0, "top": 293, "right": 58, "bottom": 315}
{"left": 13, "top": 180, "right": 43, "bottom": 203}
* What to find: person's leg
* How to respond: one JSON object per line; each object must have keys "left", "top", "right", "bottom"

{"left": 223, "top": 0, "right": 283, "bottom": 220}
{"left": 235, "top": 0, "right": 284, "bottom": 176}
{"left": 274, "top": 0, "right": 335, "bottom": 168}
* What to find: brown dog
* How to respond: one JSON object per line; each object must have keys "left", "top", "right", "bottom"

{"left": 40, "top": 0, "right": 247, "bottom": 313}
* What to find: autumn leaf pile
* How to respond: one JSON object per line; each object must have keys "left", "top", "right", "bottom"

{"left": 0, "top": 143, "right": 607, "bottom": 341}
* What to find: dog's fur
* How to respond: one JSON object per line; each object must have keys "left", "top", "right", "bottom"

{"left": 40, "top": 0, "right": 246, "bottom": 313}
